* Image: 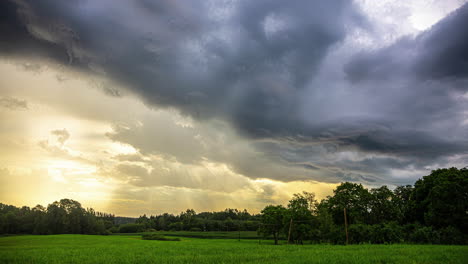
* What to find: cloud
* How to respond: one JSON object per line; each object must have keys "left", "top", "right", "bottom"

{"left": 0, "top": 0, "right": 363, "bottom": 135}
{"left": 1, "top": 0, "right": 467, "bottom": 187}
{"left": 112, "top": 159, "right": 253, "bottom": 193}
{"left": 339, "top": 3, "right": 468, "bottom": 160}
{"left": 345, "top": 3, "right": 468, "bottom": 83}
{"left": 51, "top": 128, "right": 70, "bottom": 145}
{"left": 0, "top": 96, "right": 28, "bottom": 110}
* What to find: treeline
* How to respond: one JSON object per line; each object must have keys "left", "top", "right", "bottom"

{"left": 1, "top": 168, "right": 466, "bottom": 245}
{"left": 126, "top": 208, "right": 261, "bottom": 233}
{"left": 0, "top": 202, "right": 262, "bottom": 235}
{"left": 259, "top": 168, "right": 467, "bottom": 245}
{"left": 0, "top": 199, "right": 114, "bottom": 235}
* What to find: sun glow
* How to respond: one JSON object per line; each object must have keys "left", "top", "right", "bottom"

{"left": 109, "top": 142, "right": 138, "bottom": 155}
{"left": 409, "top": 12, "right": 440, "bottom": 31}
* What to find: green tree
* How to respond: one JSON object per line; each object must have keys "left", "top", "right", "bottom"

{"left": 287, "top": 193, "right": 315, "bottom": 244}
{"left": 369, "top": 186, "right": 398, "bottom": 224}
{"left": 46, "top": 202, "right": 67, "bottom": 234}
{"left": 327, "top": 182, "right": 372, "bottom": 225}
{"left": 258, "top": 205, "right": 286, "bottom": 245}
{"left": 393, "top": 185, "right": 413, "bottom": 224}
{"left": 58, "top": 199, "right": 85, "bottom": 233}
{"left": 412, "top": 168, "right": 468, "bottom": 230}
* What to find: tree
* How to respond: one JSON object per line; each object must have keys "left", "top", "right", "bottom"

{"left": 287, "top": 193, "right": 315, "bottom": 244}
{"left": 314, "top": 199, "right": 335, "bottom": 243}
{"left": 412, "top": 168, "right": 468, "bottom": 230}
{"left": 369, "top": 186, "right": 398, "bottom": 224}
{"left": 58, "top": 199, "right": 85, "bottom": 233}
{"left": 46, "top": 202, "right": 67, "bottom": 234}
{"left": 302, "top": 191, "right": 318, "bottom": 214}
{"left": 327, "top": 182, "right": 372, "bottom": 225}
{"left": 258, "top": 205, "right": 286, "bottom": 245}
{"left": 32, "top": 205, "right": 47, "bottom": 234}
{"left": 393, "top": 185, "right": 413, "bottom": 224}
{"left": 180, "top": 209, "right": 196, "bottom": 230}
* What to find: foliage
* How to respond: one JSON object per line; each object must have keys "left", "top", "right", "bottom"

{"left": 258, "top": 205, "right": 286, "bottom": 244}
{"left": 133, "top": 208, "right": 260, "bottom": 232}
{"left": 118, "top": 223, "right": 145, "bottom": 233}
{"left": 327, "top": 182, "right": 372, "bottom": 225}
{"left": 0, "top": 201, "right": 261, "bottom": 235}
{"left": 256, "top": 167, "right": 468, "bottom": 245}
{"left": 285, "top": 192, "right": 316, "bottom": 244}
{"left": 0, "top": 199, "right": 113, "bottom": 235}
{"left": 411, "top": 168, "right": 468, "bottom": 230}
{"left": 141, "top": 234, "right": 180, "bottom": 241}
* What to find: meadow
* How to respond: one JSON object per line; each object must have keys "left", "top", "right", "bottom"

{"left": 1, "top": 234, "right": 467, "bottom": 264}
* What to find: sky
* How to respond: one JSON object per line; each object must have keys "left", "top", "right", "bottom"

{"left": 0, "top": 0, "right": 467, "bottom": 217}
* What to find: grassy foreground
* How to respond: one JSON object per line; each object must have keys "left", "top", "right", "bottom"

{"left": 1, "top": 235, "right": 467, "bottom": 264}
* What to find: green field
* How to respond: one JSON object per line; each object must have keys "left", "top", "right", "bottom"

{"left": 1, "top": 234, "right": 467, "bottom": 264}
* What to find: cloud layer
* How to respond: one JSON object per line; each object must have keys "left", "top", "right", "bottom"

{"left": 1, "top": 0, "right": 467, "bottom": 191}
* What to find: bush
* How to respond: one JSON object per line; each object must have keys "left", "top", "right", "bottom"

{"left": 108, "top": 226, "right": 119, "bottom": 233}
{"left": 369, "top": 223, "right": 403, "bottom": 244}
{"left": 327, "top": 225, "right": 346, "bottom": 245}
{"left": 348, "top": 224, "right": 371, "bottom": 244}
{"left": 119, "top": 223, "right": 145, "bottom": 233}
{"left": 189, "top": 227, "right": 202, "bottom": 232}
{"left": 141, "top": 234, "right": 180, "bottom": 241}
{"left": 409, "top": 226, "right": 436, "bottom": 244}
{"left": 437, "top": 226, "right": 465, "bottom": 245}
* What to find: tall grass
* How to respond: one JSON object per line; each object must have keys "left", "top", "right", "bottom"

{"left": 0, "top": 235, "right": 467, "bottom": 264}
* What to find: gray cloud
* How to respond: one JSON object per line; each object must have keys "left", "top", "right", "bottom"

{"left": 112, "top": 159, "right": 253, "bottom": 193}
{"left": 1, "top": 0, "right": 467, "bottom": 185}
{"left": 340, "top": 3, "right": 468, "bottom": 160}
{"left": 0, "top": 96, "right": 28, "bottom": 110}
{"left": 345, "top": 4, "right": 468, "bottom": 83}
{"left": 51, "top": 128, "right": 70, "bottom": 145}
{"left": 0, "top": 0, "right": 362, "bottom": 133}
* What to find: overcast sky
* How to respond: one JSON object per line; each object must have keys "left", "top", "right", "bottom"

{"left": 1, "top": 0, "right": 467, "bottom": 216}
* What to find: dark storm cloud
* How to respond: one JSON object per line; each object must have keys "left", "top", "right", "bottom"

{"left": 1, "top": 0, "right": 467, "bottom": 184}
{"left": 345, "top": 3, "right": 468, "bottom": 82}
{"left": 340, "top": 3, "right": 468, "bottom": 163}
{"left": 0, "top": 1, "right": 74, "bottom": 64}
{"left": 0, "top": 0, "right": 361, "bottom": 134}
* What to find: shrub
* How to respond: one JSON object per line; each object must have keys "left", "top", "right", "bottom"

{"left": 369, "top": 223, "right": 403, "bottom": 244}
{"left": 409, "top": 226, "right": 436, "bottom": 244}
{"left": 437, "top": 226, "right": 465, "bottom": 245}
{"left": 119, "top": 223, "right": 145, "bottom": 233}
{"left": 327, "top": 225, "right": 346, "bottom": 245}
{"left": 348, "top": 224, "right": 371, "bottom": 244}
{"left": 108, "top": 226, "right": 119, "bottom": 233}
{"left": 141, "top": 234, "right": 180, "bottom": 241}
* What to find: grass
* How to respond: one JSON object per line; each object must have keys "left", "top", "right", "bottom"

{"left": 0, "top": 234, "right": 467, "bottom": 264}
